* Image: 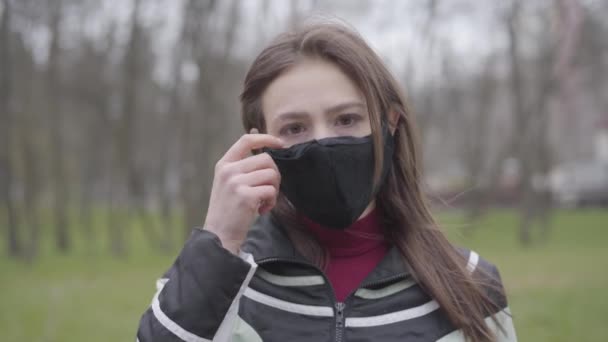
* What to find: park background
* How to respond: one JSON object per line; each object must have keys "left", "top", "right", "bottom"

{"left": 1, "top": 0, "right": 607, "bottom": 341}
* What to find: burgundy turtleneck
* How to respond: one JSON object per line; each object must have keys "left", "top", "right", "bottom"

{"left": 301, "top": 207, "right": 390, "bottom": 302}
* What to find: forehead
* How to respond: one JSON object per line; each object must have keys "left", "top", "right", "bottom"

{"left": 261, "top": 57, "right": 365, "bottom": 120}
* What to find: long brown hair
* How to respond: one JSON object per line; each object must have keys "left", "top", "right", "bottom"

{"left": 240, "top": 22, "right": 503, "bottom": 342}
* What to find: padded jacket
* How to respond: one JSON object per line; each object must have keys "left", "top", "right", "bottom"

{"left": 136, "top": 214, "right": 517, "bottom": 342}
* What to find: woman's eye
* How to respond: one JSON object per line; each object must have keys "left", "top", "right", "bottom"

{"left": 280, "top": 123, "right": 306, "bottom": 136}
{"left": 336, "top": 114, "right": 360, "bottom": 127}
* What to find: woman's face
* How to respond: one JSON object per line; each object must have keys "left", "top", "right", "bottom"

{"left": 261, "top": 57, "right": 371, "bottom": 147}
{"left": 261, "top": 57, "right": 377, "bottom": 220}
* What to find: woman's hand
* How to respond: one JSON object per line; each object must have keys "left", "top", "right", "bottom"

{"left": 203, "top": 129, "right": 283, "bottom": 254}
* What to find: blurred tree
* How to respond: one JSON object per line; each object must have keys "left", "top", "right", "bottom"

{"left": 109, "top": 0, "right": 142, "bottom": 256}
{"left": 1, "top": 0, "right": 22, "bottom": 257}
{"left": 19, "top": 32, "right": 42, "bottom": 260}
{"left": 504, "top": 0, "right": 583, "bottom": 245}
{"left": 414, "top": 0, "right": 440, "bottom": 144}
{"left": 463, "top": 54, "right": 498, "bottom": 224}
{"left": 177, "top": 0, "right": 217, "bottom": 240}
{"left": 178, "top": 0, "right": 247, "bottom": 239}
{"left": 45, "top": 0, "right": 71, "bottom": 253}
{"left": 70, "top": 22, "right": 117, "bottom": 254}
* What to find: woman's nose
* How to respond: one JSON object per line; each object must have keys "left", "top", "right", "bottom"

{"left": 311, "top": 125, "right": 336, "bottom": 141}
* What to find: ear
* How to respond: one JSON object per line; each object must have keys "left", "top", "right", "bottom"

{"left": 387, "top": 110, "right": 400, "bottom": 135}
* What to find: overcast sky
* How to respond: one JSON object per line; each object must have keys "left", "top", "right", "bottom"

{"left": 19, "top": 0, "right": 578, "bottom": 87}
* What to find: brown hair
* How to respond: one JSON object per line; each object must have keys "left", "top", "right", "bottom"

{"left": 240, "top": 22, "right": 503, "bottom": 341}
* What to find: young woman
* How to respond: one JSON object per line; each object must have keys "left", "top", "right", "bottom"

{"left": 137, "top": 22, "right": 517, "bottom": 342}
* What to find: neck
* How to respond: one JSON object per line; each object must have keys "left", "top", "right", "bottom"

{"left": 300, "top": 207, "right": 388, "bottom": 257}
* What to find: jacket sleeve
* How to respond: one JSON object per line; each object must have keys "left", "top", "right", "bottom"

{"left": 439, "top": 250, "right": 518, "bottom": 342}
{"left": 136, "top": 228, "right": 257, "bottom": 342}
{"left": 485, "top": 263, "right": 518, "bottom": 342}
{"left": 475, "top": 252, "right": 518, "bottom": 342}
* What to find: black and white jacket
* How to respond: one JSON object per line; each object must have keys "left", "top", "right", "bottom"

{"left": 136, "top": 214, "right": 517, "bottom": 342}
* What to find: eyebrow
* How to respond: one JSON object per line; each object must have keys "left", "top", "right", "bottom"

{"left": 325, "top": 101, "right": 366, "bottom": 115}
{"left": 272, "top": 101, "right": 366, "bottom": 125}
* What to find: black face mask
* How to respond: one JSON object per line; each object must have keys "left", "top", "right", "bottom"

{"left": 264, "top": 124, "right": 394, "bottom": 230}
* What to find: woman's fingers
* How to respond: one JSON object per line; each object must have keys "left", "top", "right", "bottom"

{"left": 229, "top": 152, "right": 278, "bottom": 175}
{"left": 245, "top": 185, "right": 278, "bottom": 215}
{"left": 220, "top": 133, "right": 283, "bottom": 163}
{"left": 215, "top": 151, "right": 280, "bottom": 189}
{"left": 234, "top": 168, "right": 280, "bottom": 188}
{"left": 232, "top": 168, "right": 280, "bottom": 214}
{"left": 203, "top": 129, "right": 284, "bottom": 254}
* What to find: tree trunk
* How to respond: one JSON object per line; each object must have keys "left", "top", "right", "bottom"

{"left": 0, "top": 0, "right": 22, "bottom": 257}
{"left": 465, "top": 55, "right": 497, "bottom": 226}
{"left": 47, "top": 0, "right": 71, "bottom": 253}
{"left": 21, "top": 62, "right": 43, "bottom": 261}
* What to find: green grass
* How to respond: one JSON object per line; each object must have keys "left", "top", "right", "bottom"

{"left": 1, "top": 209, "right": 607, "bottom": 341}
{"left": 443, "top": 209, "right": 608, "bottom": 341}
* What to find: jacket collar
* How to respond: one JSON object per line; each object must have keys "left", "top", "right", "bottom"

{"left": 241, "top": 213, "right": 410, "bottom": 285}
{"left": 241, "top": 214, "right": 299, "bottom": 262}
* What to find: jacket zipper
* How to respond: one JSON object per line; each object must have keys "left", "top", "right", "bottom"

{"left": 256, "top": 258, "right": 409, "bottom": 342}
{"left": 257, "top": 257, "right": 345, "bottom": 341}
{"left": 335, "top": 302, "right": 345, "bottom": 342}
{"left": 332, "top": 273, "right": 408, "bottom": 342}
